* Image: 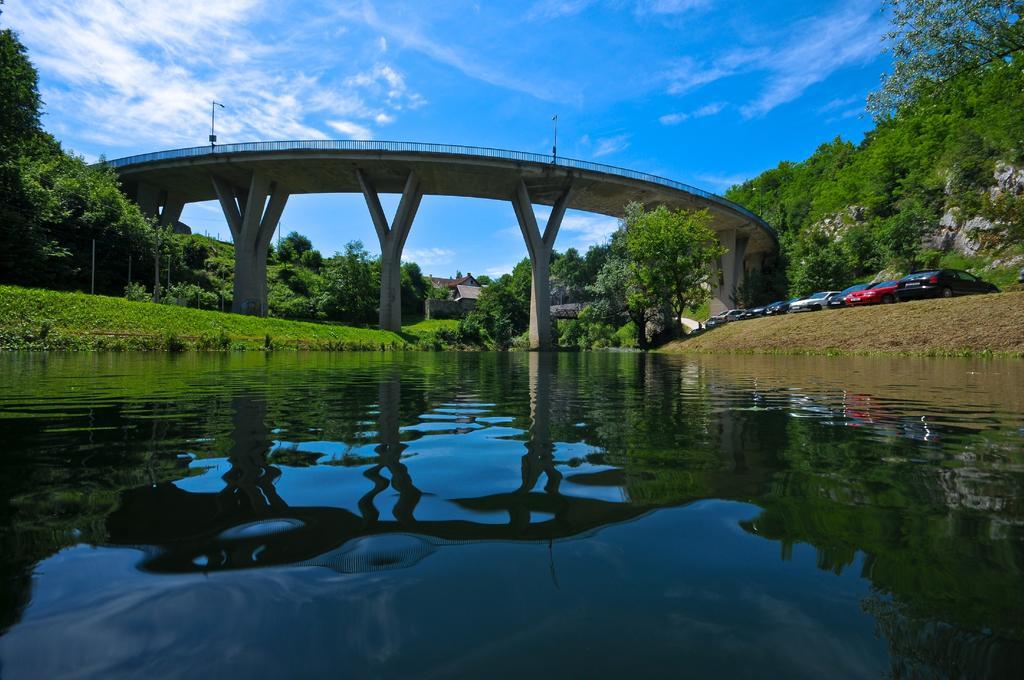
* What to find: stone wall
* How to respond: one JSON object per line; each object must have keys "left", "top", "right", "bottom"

{"left": 425, "top": 298, "right": 476, "bottom": 319}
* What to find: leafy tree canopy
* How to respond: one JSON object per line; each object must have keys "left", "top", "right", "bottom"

{"left": 869, "top": 0, "right": 1024, "bottom": 115}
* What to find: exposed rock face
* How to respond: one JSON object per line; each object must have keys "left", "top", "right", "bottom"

{"left": 814, "top": 205, "right": 866, "bottom": 240}
{"left": 924, "top": 162, "right": 1021, "bottom": 255}
{"left": 992, "top": 161, "right": 1024, "bottom": 199}
{"left": 922, "top": 209, "right": 985, "bottom": 255}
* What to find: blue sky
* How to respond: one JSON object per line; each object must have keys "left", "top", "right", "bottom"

{"left": 5, "top": 0, "right": 890, "bottom": 277}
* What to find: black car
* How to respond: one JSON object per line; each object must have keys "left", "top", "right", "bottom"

{"left": 895, "top": 269, "right": 999, "bottom": 301}
{"left": 827, "top": 283, "right": 872, "bottom": 309}
{"left": 765, "top": 298, "right": 799, "bottom": 315}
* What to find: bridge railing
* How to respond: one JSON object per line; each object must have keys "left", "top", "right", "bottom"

{"left": 105, "top": 139, "right": 771, "bottom": 234}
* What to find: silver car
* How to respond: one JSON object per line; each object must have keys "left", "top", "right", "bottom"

{"left": 789, "top": 291, "right": 842, "bottom": 312}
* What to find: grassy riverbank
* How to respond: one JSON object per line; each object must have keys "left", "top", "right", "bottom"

{"left": 0, "top": 286, "right": 463, "bottom": 351}
{"left": 662, "top": 291, "right": 1024, "bottom": 357}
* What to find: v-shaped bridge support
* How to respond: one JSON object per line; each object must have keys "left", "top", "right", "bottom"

{"left": 212, "top": 173, "right": 289, "bottom": 316}
{"left": 511, "top": 179, "right": 573, "bottom": 350}
{"left": 358, "top": 170, "right": 423, "bottom": 332}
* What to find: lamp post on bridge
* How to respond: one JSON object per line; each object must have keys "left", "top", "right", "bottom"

{"left": 552, "top": 114, "right": 558, "bottom": 164}
{"left": 210, "top": 101, "right": 225, "bottom": 150}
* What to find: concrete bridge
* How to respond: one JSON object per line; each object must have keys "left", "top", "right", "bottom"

{"left": 107, "top": 140, "right": 777, "bottom": 348}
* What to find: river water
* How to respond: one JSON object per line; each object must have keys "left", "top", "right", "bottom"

{"left": 0, "top": 352, "right": 1021, "bottom": 678}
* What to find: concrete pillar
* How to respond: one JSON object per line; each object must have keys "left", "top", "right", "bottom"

{"left": 511, "top": 179, "right": 573, "bottom": 350}
{"left": 212, "top": 173, "right": 288, "bottom": 316}
{"left": 710, "top": 228, "right": 737, "bottom": 315}
{"left": 733, "top": 234, "right": 749, "bottom": 301}
{"left": 135, "top": 182, "right": 161, "bottom": 219}
{"left": 134, "top": 183, "right": 184, "bottom": 228}
{"left": 357, "top": 170, "right": 423, "bottom": 332}
{"left": 159, "top": 194, "right": 186, "bottom": 229}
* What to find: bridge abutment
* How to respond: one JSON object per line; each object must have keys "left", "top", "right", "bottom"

{"left": 512, "top": 179, "right": 572, "bottom": 350}
{"left": 358, "top": 170, "right": 423, "bottom": 332}
{"left": 212, "top": 173, "right": 288, "bottom": 316}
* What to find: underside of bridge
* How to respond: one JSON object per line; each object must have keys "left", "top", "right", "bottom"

{"left": 112, "top": 143, "right": 777, "bottom": 347}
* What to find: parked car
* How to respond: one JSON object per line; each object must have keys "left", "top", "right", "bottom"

{"left": 724, "top": 309, "right": 746, "bottom": 322}
{"left": 895, "top": 269, "right": 999, "bottom": 301}
{"left": 828, "top": 283, "right": 872, "bottom": 309}
{"left": 705, "top": 313, "right": 728, "bottom": 329}
{"left": 765, "top": 298, "right": 799, "bottom": 315}
{"left": 745, "top": 305, "right": 767, "bottom": 318}
{"left": 845, "top": 280, "right": 900, "bottom": 306}
{"left": 789, "top": 291, "right": 842, "bottom": 312}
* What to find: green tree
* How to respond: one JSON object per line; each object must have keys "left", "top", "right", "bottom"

{"left": 551, "top": 247, "right": 587, "bottom": 301}
{"left": 460, "top": 258, "right": 531, "bottom": 349}
{"left": 277, "top": 231, "right": 313, "bottom": 263}
{"left": 316, "top": 241, "right": 378, "bottom": 322}
{"left": 623, "top": 203, "right": 726, "bottom": 334}
{"left": 587, "top": 243, "right": 660, "bottom": 349}
{"left": 786, "top": 229, "right": 853, "bottom": 296}
{"left": 400, "top": 261, "right": 429, "bottom": 316}
{"left": 0, "top": 15, "right": 41, "bottom": 155}
{"left": 879, "top": 200, "right": 930, "bottom": 270}
{"left": 869, "top": 0, "right": 1024, "bottom": 115}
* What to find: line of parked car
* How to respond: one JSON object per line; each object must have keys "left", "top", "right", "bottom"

{"left": 704, "top": 268, "right": 1000, "bottom": 328}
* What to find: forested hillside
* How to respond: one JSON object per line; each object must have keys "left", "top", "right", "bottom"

{"left": 726, "top": 59, "right": 1024, "bottom": 301}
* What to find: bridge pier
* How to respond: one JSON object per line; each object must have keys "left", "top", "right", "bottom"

{"left": 710, "top": 228, "right": 750, "bottom": 315}
{"left": 134, "top": 182, "right": 185, "bottom": 227}
{"left": 511, "top": 180, "right": 573, "bottom": 350}
{"left": 212, "top": 173, "right": 289, "bottom": 316}
{"left": 358, "top": 170, "right": 423, "bottom": 332}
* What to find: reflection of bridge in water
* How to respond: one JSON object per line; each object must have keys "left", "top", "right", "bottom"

{"left": 106, "top": 354, "right": 667, "bottom": 573}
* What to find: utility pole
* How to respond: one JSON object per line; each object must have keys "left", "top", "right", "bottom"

{"left": 91, "top": 239, "right": 95, "bottom": 294}
{"left": 210, "top": 101, "right": 225, "bottom": 149}
{"left": 153, "top": 238, "right": 160, "bottom": 302}
{"left": 128, "top": 251, "right": 132, "bottom": 286}
{"left": 552, "top": 114, "right": 558, "bottom": 163}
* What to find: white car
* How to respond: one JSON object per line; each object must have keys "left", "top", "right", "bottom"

{"left": 789, "top": 291, "right": 842, "bottom": 312}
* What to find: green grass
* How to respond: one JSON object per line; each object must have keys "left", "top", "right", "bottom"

{"left": 402, "top": 318, "right": 461, "bottom": 335}
{"left": 0, "top": 285, "right": 411, "bottom": 351}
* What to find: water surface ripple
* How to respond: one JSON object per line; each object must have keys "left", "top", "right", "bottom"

{"left": 0, "top": 352, "right": 1022, "bottom": 678}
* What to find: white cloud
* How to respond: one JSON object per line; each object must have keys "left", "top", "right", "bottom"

{"left": 739, "top": 5, "right": 885, "bottom": 118}
{"left": 403, "top": 247, "right": 456, "bottom": 266}
{"left": 592, "top": 134, "right": 630, "bottom": 158}
{"left": 327, "top": 120, "right": 373, "bottom": 139}
{"left": 659, "top": 101, "right": 725, "bottom": 125}
{"left": 4, "top": 1, "right": 421, "bottom": 151}
{"left": 817, "top": 95, "right": 861, "bottom": 113}
{"left": 531, "top": 208, "right": 619, "bottom": 249}
{"left": 636, "top": 0, "right": 714, "bottom": 15}
{"left": 664, "top": 49, "right": 767, "bottom": 95}
{"left": 526, "top": 0, "right": 596, "bottom": 20}
{"left": 337, "top": 2, "right": 579, "bottom": 104}
{"left": 559, "top": 214, "right": 619, "bottom": 248}
{"left": 484, "top": 263, "right": 518, "bottom": 277}
{"left": 662, "top": 1, "right": 885, "bottom": 117}
{"left": 692, "top": 172, "right": 754, "bottom": 192}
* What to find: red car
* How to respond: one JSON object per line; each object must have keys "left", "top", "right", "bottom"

{"left": 844, "top": 280, "right": 899, "bottom": 306}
